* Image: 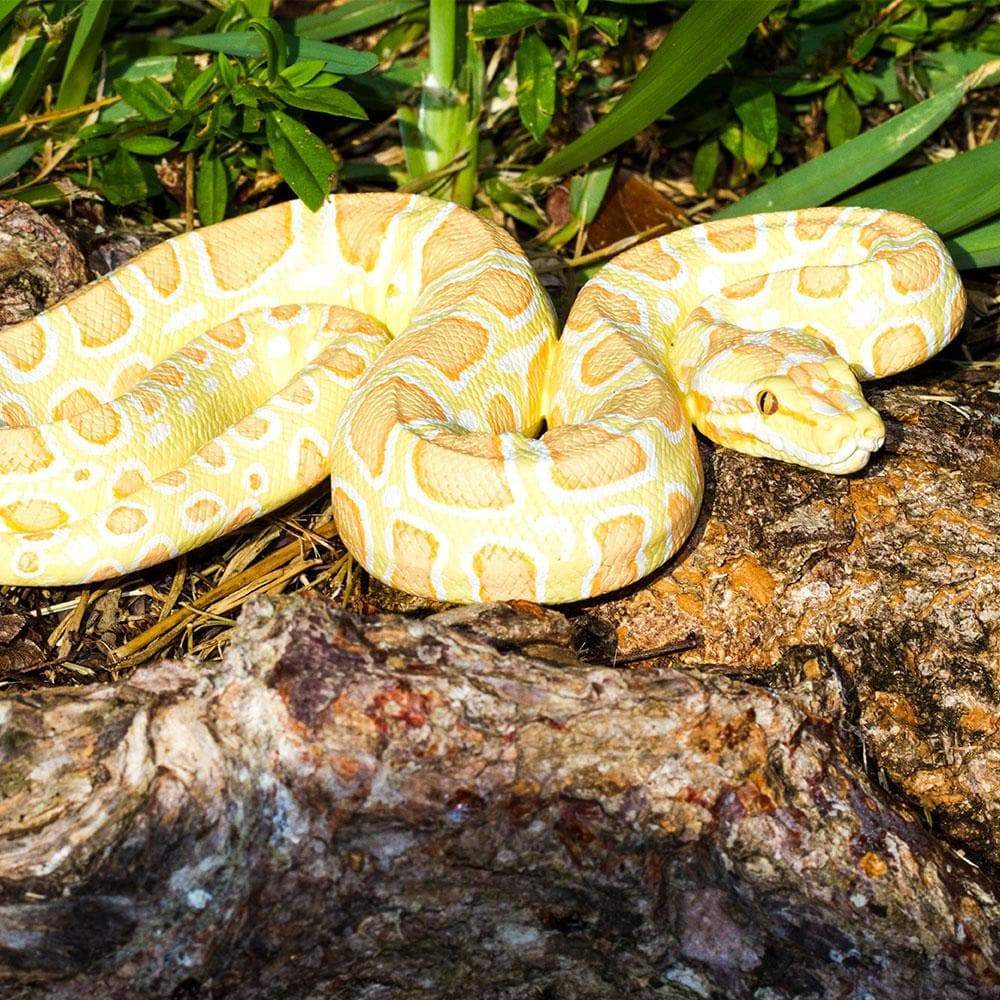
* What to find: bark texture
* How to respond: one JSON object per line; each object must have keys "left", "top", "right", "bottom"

{"left": 1, "top": 597, "right": 998, "bottom": 998}
{"left": 587, "top": 357, "right": 1000, "bottom": 871}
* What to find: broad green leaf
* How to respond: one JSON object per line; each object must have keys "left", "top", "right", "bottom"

{"left": 527, "top": 0, "right": 779, "bottom": 178}
{"left": 842, "top": 141, "right": 1000, "bottom": 236}
{"left": 716, "top": 60, "right": 1000, "bottom": 218}
{"left": 55, "top": 0, "right": 111, "bottom": 109}
{"left": 120, "top": 135, "right": 179, "bottom": 155}
{"left": 293, "top": 0, "right": 426, "bottom": 40}
{"left": 472, "top": 2, "right": 548, "bottom": 39}
{"left": 116, "top": 77, "right": 176, "bottom": 121}
{"left": 265, "top": 110, "right": 335, "bottom": 210}
{"left": 842, "top": 66, "right": 877, "bottom": 104}
{"left": 742, "top": 129, "right": 769, "bottom": 171}
{"left": 173, "top": 32, "right": 377, "bottom": 75}
{"left": 100, "top": 148, "right": 159, "bottom": 205}
{"left": 0, "top": 139, "right": 39, "bottom": 182}
{"left": 731, "top": 81, "right": 777, "bottom": 151}
{"left": 196, "top": 154, "right": 228, "bottom": 225}
{"left": 946, "top": 218, "right": 1000, "bottom": 270}
{"left": 279, "top": 58, "right": 326, "bottom": 88}
{"left": 692, "top": 139, "right": 719, "bottom": 194}
{"left": 824, "top": 84, "right": 860, "bottom": 147}
{"left": 516, "top": 32, "right": 555, "bottom": 143}
{"left": 278, "top": 85, "right": 367, "bottom": 119}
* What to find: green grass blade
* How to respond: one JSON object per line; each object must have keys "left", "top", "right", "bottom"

{"left": 172, "top": 32, "right": 377, "bottom": 75}
{"left": 716, "top": 59, "right": 1000, "bottom": 218}
{"left": 0, "top": 138, "right": 38, "bottom": 182}
{"left": 292, "top": 0, "right": 425, "bottom": 40}
{"left": 840, "top": 141, "right": 1000, "bottom": 236}
{"left": 0, "top": 0, "right": 21, "bottom": 32}
{"left": 55, "top": 0, "right": 112, "bottom": 109}
{"left": 526, "top": 0, "right": 778, "bottom": 179}
{"left": 945, "top": 219, "right": 1000, "bottom": 271}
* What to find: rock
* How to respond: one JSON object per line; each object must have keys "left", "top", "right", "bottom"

{"left": 0, "top": 596, "right": 997, "bottom": 997}
{"left": 0, "top": 200, "right": 87, "bottom": 326}
{"left": 591, "top": 352, "right": 1000, "bottom": 870}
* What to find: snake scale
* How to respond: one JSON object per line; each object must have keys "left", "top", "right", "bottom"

{"left": 0, "top": 194, "right": 964, "bottom": 602}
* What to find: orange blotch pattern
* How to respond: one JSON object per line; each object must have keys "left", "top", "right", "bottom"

{"left": 579, "top": 331, "right": 632, "bottom": 388}
{"left": 402, "top": 317, "right": 490, "bottom": 380}
{"left": 413, "top": 434, "right": 513, "bottom": 509}
{"left": 871, "top": 324, "right": 929, "bottom": 373}
{"left": 0, "top": 428, "right": 54, "bottom": 474}
{"left": 203, "top": 203, "right": 294, "bottom": 290}
{"left": 68, "top": 406, "right": 122, "bottom": 445}
{"left": 0, "top": 320, "right": 46, "bottom": 372}
{"left": 68, "top": 285, "right": 134, "bottom": 349}
{"left": 795, "top": 266, "right": 849, "bottom": 299}
{"left": 390, "top": 520, "right": 438, "bottom": 597}
{"left": 333, "top": 487, "right": 367, "bottom": 560}
{"left": 296, "top": 438, "right": 327, "bottom": 484}
{"left": 474, "top": 544, "right": 537, "bottom": 602}
{"left": 335, "top": 194, "right": 410, "bottom": 272}
{"left": 349, "top": 377, "right": 445, "bottom": 478}
{"left": 545, "top": 425, "right": 646, "bottom": 490}
{"left": 106, "top": 505, "right": 148, "bottom": 535}
{"left": 589, "top": 514, "right": 645, "bottom": 596}
{"left": 706, "top": 223, "right": 759, "bottom": 254}
{"left": 183, "top": 497, "right": 223, "bottom": 524}
{"left": 1, "top": 500, "right": 68, "bottom": 532}
{"left": 134, "top": 242, "right": 182, "bottom": 297}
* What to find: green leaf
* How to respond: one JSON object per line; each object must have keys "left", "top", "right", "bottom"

{"left": 946, "top": 218, "right": 1000, "bottom": 270}
{"left": 472, "top": 2, "right": 548, "bottom": 38}
{"left": 842, "top": 66, "right": 877, "bottom": 104}
{"left": 515, "top": 32, "right": 555, "bottom": 143}
{"left": 278, "top": 84, "right": 367, "bottom": 119}
{"left": 248, "top": 16, "right": 287, "bottom": 81}
{"left": 181, "top": 65, "right": 217, "bottom": 109}
{"left": 716, "top": 61, "right": 1000, "bottom": 218}
{"left": 116, "top": 77, "right": 176, "bottom": 121}
{"left": 264, "top": 109, "right": 335, "bottom": 210}
{"left": 279, "top": 58, "right": 326, "bottom": 88}
{"left": 842, "top": 141, "right": 1000, "bottom": 236}
{"left": 692, "top": 138, "right": 719, "bottom": 194}
{"left": 120, "top": 135, "right": 179, "bottom": 156}
{"left": 527, "top": 0, "right": 780, "bottom": 178}
{"left": 173, "top": 31, "right": 377, "bottom": 76}
{"left": 100, "top": 148, "right": 159, "bottom": 205}
{"left": 731, "top": 81, "right": 777, "bottom": 151}
{"left": 293, "top": 0, "right": 426, "bottom": 40}
{"left": 0, "top": 139, "right": 39, "bottom": 183}
{"left": 196, "top": 154, "right": 228, "bottom": 226}
{"left": 824, "top": 84, "right": 860, "bottom": 147}
{"left": 55, "top": 0, "right": 111, "bottom": 109}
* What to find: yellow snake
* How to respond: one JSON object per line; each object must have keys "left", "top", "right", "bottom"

{"left": 0, "top": 194, "right": 964, "bottom": 602}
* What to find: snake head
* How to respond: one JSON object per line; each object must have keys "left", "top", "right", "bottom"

{"left": 692, "top": 354, "right": 886, "bottom": 474}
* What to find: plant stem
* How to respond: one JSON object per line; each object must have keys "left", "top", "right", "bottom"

{"left": 428, "top": 0, "right": 455, "bottom": 88}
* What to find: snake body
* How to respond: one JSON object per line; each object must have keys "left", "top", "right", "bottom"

{"left": 0, "top": 194, "right": 964, "bottom": 601}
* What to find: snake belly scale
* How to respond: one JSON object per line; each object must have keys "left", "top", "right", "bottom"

{"left": 0, "top": 194, "right": 964, "bottom": 602}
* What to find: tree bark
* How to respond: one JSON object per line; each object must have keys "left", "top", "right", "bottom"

{"left": 1, "top": 597, "right": 997, "bottom": 998}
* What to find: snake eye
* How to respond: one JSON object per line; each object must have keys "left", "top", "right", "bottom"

{"left": 757, "top": 390, "right": 779, "bottom": 415}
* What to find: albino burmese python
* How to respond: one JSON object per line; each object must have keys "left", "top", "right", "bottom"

{"left": 0, "top": 194, "right": 964, "bottom": 602}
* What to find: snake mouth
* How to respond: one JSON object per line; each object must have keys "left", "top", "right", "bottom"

{"left": 751, "top": 425, "right": 886, "bottom": 474}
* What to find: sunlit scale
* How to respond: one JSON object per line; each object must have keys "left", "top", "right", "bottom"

{"left": 0, "top": 196, "right": 965, "bottom": 600}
